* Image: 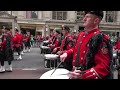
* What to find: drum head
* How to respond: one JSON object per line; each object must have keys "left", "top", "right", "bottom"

{"left": 40, "top": 68, "right": 69, "bottom": 79}
{"left": 44, "top": 54, "right": 59, "bottom": 59}
{"left": 43, "top": 40, "right": 49, "bottom": 43}
{"left": 41, "top": 46, "right": 50, "bottom": 49}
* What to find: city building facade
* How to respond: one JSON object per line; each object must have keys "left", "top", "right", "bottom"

{"left": 0, "top": 11, "right": 120, "bottom": 37}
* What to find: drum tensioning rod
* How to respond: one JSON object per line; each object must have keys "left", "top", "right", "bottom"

{"left": 50, "top": 61, "right": 63, "bottom": 77}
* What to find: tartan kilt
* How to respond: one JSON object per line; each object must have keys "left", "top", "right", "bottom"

{"left": 0, "top": 49, "right": 14, "bottom": 61}
{"left": 25, "top": 42, "right": 31, "bottom": 47}
{"left": 13, "top": 46, "right": 21, "bottom": 52}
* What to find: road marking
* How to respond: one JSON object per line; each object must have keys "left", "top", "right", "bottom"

{"left": 22, "top": 68, "right": 37, "bottom": 70}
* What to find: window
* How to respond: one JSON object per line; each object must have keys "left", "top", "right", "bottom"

{"left": 0, "top": 11, "right": 8, "bottom": 14}
{"left": 52, "top": 11, "right": 67, "bottom": 20}
{"left": 26, "top": 11, "right": 38, "bottom": 19}
{"left": 105, "top": 11, "right": 117, "bottom": 22}
{"left": 76, "top": 11, "right": 84, "bottom": 21}
{"left": 31, "top": 11, "right": 38, "bottom": 18}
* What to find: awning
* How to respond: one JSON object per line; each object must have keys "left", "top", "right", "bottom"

{"left": 54, "top": 28, "right": 62, "bottom": 31}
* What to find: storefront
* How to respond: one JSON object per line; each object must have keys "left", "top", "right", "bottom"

{"left": 17, "top": 19, "right": 46, "bottom": 36}
{"left": 0, "top": 12, "right": 17, "bottom": 35}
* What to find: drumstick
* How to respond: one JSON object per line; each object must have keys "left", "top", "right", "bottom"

{"left": 50, "top": 61, "right": 63, "bottom": 77}
{"left": 59, "top": 71, "right": 86, "bottom": 75}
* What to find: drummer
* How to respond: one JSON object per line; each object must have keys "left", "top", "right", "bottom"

{"left": 113, "top": 38, "right": 120, "bottom": 78}
{"left": 47, "top": 29, "right": 56, "bottom": 45}
{"left": 52, "top": 26, "right": 75, "bottom": 71}
{"left": 60, "top": 11, "right": 113, "bottom": 79}
{"left": 48, "top": 29, "right": 62, "bottom": 53}
{"left": 44, "top": 29, "right": 62, "bottom": 68}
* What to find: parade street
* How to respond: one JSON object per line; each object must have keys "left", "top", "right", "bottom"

{"left": 0, "top": 47, "right": 49, "bottom": 79}
{"left": 0, "top": 47, "right": 118, "bottom": 79}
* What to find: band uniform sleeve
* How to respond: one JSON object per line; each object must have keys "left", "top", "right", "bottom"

{"left": 54, "top": 39, "right": 59, "bottom": 47}
{"left": 1, "top": 38, "right": 6, "bottom": 46}
{"left": 65, "top": 47, "right": 74, "bottom": 56}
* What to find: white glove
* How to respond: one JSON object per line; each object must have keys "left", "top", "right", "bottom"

{"left": 60, "top": 53, "right": 67, "bottom": 62}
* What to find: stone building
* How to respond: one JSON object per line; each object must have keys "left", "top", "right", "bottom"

{"left": 0, "top": 11, "right": 120, "bottom": 37}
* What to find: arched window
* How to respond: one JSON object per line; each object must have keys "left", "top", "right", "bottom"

{"left": 52, "top": 11, "right": 67, "bottom": 20}
{"left": 76, "top": 11, "right": 84, "bottom": 21}
{"left": 105, "top": 11, "right": 117, "bottom": 22}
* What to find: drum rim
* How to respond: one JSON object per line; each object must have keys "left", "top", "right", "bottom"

{"left": 41, "top": 46, "right": 50, "bottom": 49}
{"left": 44, "top": 54, "right": 59, "bottom": 59}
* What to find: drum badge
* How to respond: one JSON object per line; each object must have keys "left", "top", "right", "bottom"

{"left": 101, "top": 48, "right": 108, "bottom": 54}
{"left": 101, "top": 43, "right": 108, "bottom": 54}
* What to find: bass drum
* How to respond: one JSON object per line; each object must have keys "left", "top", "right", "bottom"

{"left": 40, "top": 68, "right": 69, "bottom": 79}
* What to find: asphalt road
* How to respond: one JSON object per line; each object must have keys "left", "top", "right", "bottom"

{"left": 0, "top": 47, "right": 118, "bottom": 79}
{"left": 0, "top": 47, "right": 50, "bottom": 79}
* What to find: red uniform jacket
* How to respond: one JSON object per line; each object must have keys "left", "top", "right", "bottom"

{"left": 65, "top": 29, "right": 111, "bottom": 79}
{"left": 13, "top": 33, "right": 21, "bottom": 48}
{"left": 25, "top": 34, "right": 30, "bottom": 43}
{"left": 39, "top": 35, "right": 43, "bottom": 42}
{"left": 58, "top": 34, "right": 74, "bottom": 60}
{"left": 49, "top": 36, "right": 61, "bottom": 49}
{"left": 49, "top": 36, "right": 55, "bottom": 44}
{"left": 114, "top": 41, "right": 120, "bottom": 50}
{"left": 0, "top": 32, "right": 13, "bottom": 51}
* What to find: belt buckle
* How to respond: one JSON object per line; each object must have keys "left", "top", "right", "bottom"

{"left": 73, "top": 66, "right": 81, "bottom": 70}
{"left": 76, "top": 67, "right": 82, "bottom": 70}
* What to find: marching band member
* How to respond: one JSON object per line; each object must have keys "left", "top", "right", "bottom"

{"left": 60, "top": 11, "right": 113, "bottom": 79}
{"left": 53, "top": 26, "right": 75, "bottom": 71}
{"left": 24, "top": 31, "right": 31, "bottom": 52}
{"left": 13, "top": 29, "right": 22, "bottom": 60}
{"left": 48, "top": 29, "right": 62, "bottom": 53}
{"left": 0, "top": 27, "right": 14, "bottom": 72}
{"left": 113, "top": 38, "right": 120, "bottom": 78}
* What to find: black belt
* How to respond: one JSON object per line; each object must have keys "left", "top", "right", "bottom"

{"left": 73, "top": 65, "right": 86, "bottom": 71}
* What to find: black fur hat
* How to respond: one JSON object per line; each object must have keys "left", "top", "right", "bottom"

{"left": 84, "top": 11, "right": 104, "bottom": 20}
{"left": 5, "top": 27, "right": 10, "bottom": 31}
{"left": 62, "top": 26, "right": 70, "bottom": 32}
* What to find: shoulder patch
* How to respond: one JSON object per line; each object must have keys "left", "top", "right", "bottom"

{"left": 101, "top": 43, "right": 108, "bottom": 54}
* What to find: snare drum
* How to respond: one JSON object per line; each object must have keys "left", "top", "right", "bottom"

{"left": 44, "top": 54, "right": 59, "bottom": 68}
{"left": 43, "top": 40, "right": 49, "bottom": 43}
{"left": 43, "top": 40, "right": 49, "bottom": 46}
{"left": 40, "top": 68, "right": 69, "bottom": 79}
{"left": 40, "top": 46, "right": 50, "bottom": 54}
{"left": 41, "top": 46, "right": 50, "bottom": 49}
